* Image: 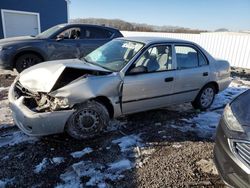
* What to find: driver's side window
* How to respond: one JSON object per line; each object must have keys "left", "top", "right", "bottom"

{"left": 133, "top": 45, "right": 172, "bottom": 73}
{"left": 57, "top": 27, "right": 81, "bottom": 40}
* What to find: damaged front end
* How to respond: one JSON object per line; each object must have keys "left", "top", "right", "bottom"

{"left": 8, "top": 59, "right": 121, "bottom": 136}
{"left": 15, "top": 81, "right": 70, "bottom": 112}
{"left": 15, "top": 65, "right": 111, "bottom": 113}
{"left": 8, "top": 79, "right": 75, "bottom": 136}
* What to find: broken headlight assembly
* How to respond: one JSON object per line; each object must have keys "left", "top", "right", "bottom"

{"left": 35, "top": 94, "right": 69, "bottom": 112}
{"left": 50, "top": 97, "right": 69, "bottom": 111}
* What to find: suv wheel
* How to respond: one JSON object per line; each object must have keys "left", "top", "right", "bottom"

{"left": 15, "top": 53, "right": 42, "bottom": 72}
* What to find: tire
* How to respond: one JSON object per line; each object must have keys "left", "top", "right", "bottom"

{"left": 65, "top": 101, "right": 109, "bottom": 140}
{"left": 192, "top": 84, "right": 216, "bottom": 111}
{"left": 15, "top": 53, "right": 43, "bottom": 73}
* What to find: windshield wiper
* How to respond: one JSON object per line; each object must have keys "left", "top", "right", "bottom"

{"left": 82, "top": 58, "right": 113, "bottom": 72}
{"left": 82, "top": 57, "right": 89, "bottom": 63}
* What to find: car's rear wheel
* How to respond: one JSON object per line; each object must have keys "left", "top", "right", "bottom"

{"left": 192, "top": 84, "right": 216, "bottom": 110}
{"left": 65, "top": 101, "right": 109, "bottom": 140}
{"left": 15, "top": 53, "right": 43, "bottom": 73}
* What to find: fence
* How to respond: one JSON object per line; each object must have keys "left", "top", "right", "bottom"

{"left": 122, "top": 31, "right": 250, "bottom": 69}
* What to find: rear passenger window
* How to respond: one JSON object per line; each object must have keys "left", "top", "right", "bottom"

{"left": 198, "top": 52, "right": 208, "bottom": 66}
{"left": 175, "top": 46, "right": 198, "bottom": 69}
{"left": 82, "top": 27, "right": 113, "bottom": 39}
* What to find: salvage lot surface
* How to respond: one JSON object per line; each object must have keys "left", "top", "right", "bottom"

{"left": 0, "top": 69, "right": 250, "bottom": 187}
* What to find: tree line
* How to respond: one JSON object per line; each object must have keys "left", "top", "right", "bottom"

{"left": 70, "top": 18, "right": 208, "bottom": 34}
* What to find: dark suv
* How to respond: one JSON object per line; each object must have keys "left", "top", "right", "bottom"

{"left": 0, "top": 23, "right": 123, "bottom": 72}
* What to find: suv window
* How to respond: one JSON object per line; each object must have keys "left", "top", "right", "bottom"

{"left": 175, "top": 45, "right": 208, "bottom": 69}
{"left": 134, "top": 45, "right": 172, "bottom": 72}
{"left": 82, "top": 27, "right": 113, "bottom": 39}
{"left": 57, "top": 27, "right": 81, "bottom": 39}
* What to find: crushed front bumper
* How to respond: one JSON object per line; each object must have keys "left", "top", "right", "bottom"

{"left": 8, "top": 82, "right": 75, "bottom": 136}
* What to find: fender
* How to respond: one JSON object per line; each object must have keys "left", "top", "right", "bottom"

{"left": 11, "top": 46, "right": 49, "bottom": 65}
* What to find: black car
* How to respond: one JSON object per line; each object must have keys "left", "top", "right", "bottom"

{"left": 214, "top": 89, "right": 250, "bottom": 188}
{"left": 0, "top": 23, "right": 123, "bottom": 72}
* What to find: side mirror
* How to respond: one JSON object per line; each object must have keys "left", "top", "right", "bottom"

{"left": 128, "top": 66, "right": 148, "bottom": 75}
{"left": 56, "top": 35, "right": 64, "bottom": 41}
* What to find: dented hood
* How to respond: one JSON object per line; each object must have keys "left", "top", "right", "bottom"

{"left": 19, "top": 59, "right": 110, "bottom": 92}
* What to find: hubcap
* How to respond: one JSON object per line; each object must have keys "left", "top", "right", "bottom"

{"left": 74, "top": 109, "right": 100, "bottom": 132}
{"left": 200, "top": 87, "right": 214, "bottom": 108}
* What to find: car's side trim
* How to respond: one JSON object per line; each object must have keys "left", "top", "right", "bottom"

{"left": 122, "top": 88, "right": 200, "bottom": 104}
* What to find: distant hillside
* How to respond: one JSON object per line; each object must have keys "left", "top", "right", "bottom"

{"left": 70, "top": 18, "right": 208, "bottom": 34}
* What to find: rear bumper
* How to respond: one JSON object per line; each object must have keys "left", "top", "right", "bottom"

{"left": 8, "top": 82, "right": 75, "bottom": 136}
{"left": 217, "top": 76, "right": 232, "bottom": 92}
{"left": 214, "top": 118, "right": 250, "bottom": 188}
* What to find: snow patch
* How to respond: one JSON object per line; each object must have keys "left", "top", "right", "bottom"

{"left": 34, "top": 158, "right": 48, "bottom": 174}
{"left": 0, "top": 131, "right": 38, "bottom": 148}
{"left": 56, "top": 170, "right": 82, "bottom": 188}
{"left": 0, "top": 178, "right": 14, "bottom": 187}
{"left": 171, "top": 111, "right": 221, "bottom": 138}
{"left": 70, "top": 147, "right": 93, "bottom": 158}
{"left": 52, "top": 157, "right": 64, "bottom": 165}
{"left": 211, "top": 82, "right": 248, "bottom": 109}
{"left": 0, "top": 180, "right": 7, "bottom": 188}
{"left": 58, "top": 159, "right": 134, "bottom": 187}
{"left": 112, "top": 134, "right": 142, "bottom": 152}
{"left": 0, "top": 99, "right": 13, "bottom": 126}
{"left": 1, "top": 156, "right": 9, "bottom": 161}
{"left": 108, "top": 159, "right": 133, "bottom": 172}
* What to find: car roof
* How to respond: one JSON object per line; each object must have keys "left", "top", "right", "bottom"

{"left": 117, "top": 36, "right": 194, "bottom": 45}
{"left": 59, "top": 23, "right": 120, "bottom": 31}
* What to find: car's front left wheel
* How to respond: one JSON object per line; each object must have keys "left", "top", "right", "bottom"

{"left": 192, "top": 84, "right": 216, "bottom": 110}
{"left": 65, "top": 101, "right": 109, "bottom": 140}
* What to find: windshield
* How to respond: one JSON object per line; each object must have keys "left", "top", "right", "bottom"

{"left": 36, "top": 25, "right": 65, "bottom": 38}
{"left": 83, "top": 39, "right": 144, "bottom": 72}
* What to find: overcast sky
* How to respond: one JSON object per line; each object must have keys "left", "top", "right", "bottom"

{"left": 69, "top": 0, "right": 250, "bottom": 31}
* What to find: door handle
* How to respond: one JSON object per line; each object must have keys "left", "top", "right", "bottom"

{"left": 165, "top": 77, "right": 174, "bottom": 82}
{"left": 203, "top": 72, "right": 208, "bottom": 76}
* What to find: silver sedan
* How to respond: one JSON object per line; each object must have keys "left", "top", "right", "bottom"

{"left": 8, "top": 37, "right": 231, "bottom": 139}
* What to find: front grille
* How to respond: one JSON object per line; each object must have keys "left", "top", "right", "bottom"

{"left": 234, "top": 141, "right": 250, "bottom": 167}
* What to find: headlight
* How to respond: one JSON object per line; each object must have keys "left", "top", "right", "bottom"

{"left": 224, "top": 104, "right": 244, "bottom": 132}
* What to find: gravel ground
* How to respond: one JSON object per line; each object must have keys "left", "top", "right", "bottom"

{"left": 0, "top": 67, "right": 249, "bottom": 188}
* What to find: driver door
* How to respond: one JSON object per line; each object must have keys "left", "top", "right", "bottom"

{"left": 122, "top": 44, "right": 176, "bottom": 114}
{"left": 47, "top": 27, "right": 81, "bottom": 60}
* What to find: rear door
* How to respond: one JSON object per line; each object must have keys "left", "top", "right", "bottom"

{"left": 122, "top": 44, "right": 176, "bottom": 114}
{"left": 172, "top": 44, "right": 210, "bottom": 103}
